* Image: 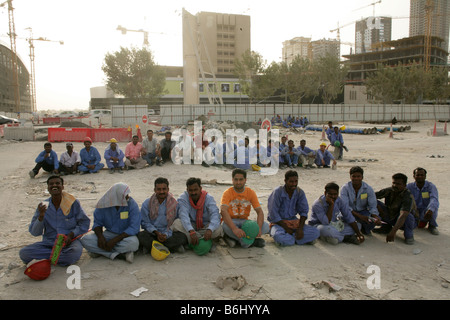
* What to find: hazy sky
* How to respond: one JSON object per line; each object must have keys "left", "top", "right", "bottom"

{"left": 0, "top": 0, "right": 411, "bottom": 111}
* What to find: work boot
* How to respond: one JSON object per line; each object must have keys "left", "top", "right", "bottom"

{"left": 251, "top": 238, "right": 266, "bottom": 248}
{"left": 428, "top": 226, "right": 439, "bottom": 235}
{"left": 373, "top": 224, "right": 392, "bottom": 234}
{"left": 29, "top": 170, "right": 36, "bottom": 178}
{"left": 343, "top": 235, "right": 360, "bottom": 245}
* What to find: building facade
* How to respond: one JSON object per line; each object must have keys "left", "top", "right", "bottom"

{"left": 282, "top": 37, "right": 311, "bottom": 65}
{"left": 182, "top": 9, "right": 251, "bottom": 105}
{"left": 409, "top": 0, "right": 450, "bottom": 51}
{"left": 355, "top": 16, "right": 392, "bottom": 54}
{"left": 0, "top": 42, "right": 31, "bottom": 113}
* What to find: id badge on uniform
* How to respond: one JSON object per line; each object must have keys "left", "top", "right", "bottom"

{"left": 422, "top": 192, "right": 430, "bottom": 199}
{"left": 120, "top": 211, "right": 129, "bottom": 219}
{"left": 360, "top": 193, "right": 368, "bottom": 200}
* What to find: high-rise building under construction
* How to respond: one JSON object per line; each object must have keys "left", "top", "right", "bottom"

{"left": 409, "top": 0, "right": 450, "bottom": 51}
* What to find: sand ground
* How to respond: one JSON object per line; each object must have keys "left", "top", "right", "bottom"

{"left": 0, "top": 120, "right": 449, "bottom": 301}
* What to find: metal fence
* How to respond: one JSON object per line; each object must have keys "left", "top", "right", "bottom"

{"left": 159, "top": 104, "right": 450, "bottom": 126}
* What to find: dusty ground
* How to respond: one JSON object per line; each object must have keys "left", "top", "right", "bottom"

{"left": 0, "top": 120, "right": 449, "bottom": 302}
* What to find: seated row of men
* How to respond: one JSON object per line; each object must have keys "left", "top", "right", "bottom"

{"left": 29, "top": 130, "right": 345, "bottom": 178}
{"left": 29, "top": 131, "right": 176, "bottom": 177}
{"left": 20, "top": 166, "right": 439, "bottom": 267}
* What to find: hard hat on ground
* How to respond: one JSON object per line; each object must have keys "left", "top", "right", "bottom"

{"left": 24, "top": 259, "right": 51, "bottom": 281}
{"left": 151, "top": 241, "right": 170, "bottom": 261}
{"left": 241, "top": 220, "right": 260, "bottom": 245}
{"left": 190, "top": 238, "right": 212, "bottom": 256}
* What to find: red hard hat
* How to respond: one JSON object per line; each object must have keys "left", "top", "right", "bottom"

{"left": 24, "top": 259, "right": 51, "bottom": 281}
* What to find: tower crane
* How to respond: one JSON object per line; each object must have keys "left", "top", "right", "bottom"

{"left": 25, "top": 28, "right": 64, "bottom": 112}
{"left": 1, "top": 0, "right": 20, "bottom": 113}
{"left": 116, "top": 25, "right": 149, "bottom": 47}
{"left": 424, "top": 0, "right": 434, "bottom": 72}
{"left": 329, "top": 20, "right": 355, "bottom": 43}
{"left": 352, "top": 0, "right": 382, "bottom": 17}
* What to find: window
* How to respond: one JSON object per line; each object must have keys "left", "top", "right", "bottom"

{"left": 180, "top": 83, "right": 184, "bottom": 92}
{"left": 234, "top": 83, "right": 241, "bottom": 93}
{"left": 199, "top": 83, "right": 204, "bottom": 92}
{"left": 221, "top": 83, "right": 230, "bottom": 92}
{"left": 208, "top": 83, "right": 216, "bottom": 92}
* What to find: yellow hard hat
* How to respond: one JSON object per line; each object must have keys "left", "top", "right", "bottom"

{"left": 151, "top": 240, "right": 170, "bottom": 261}
{"left": 340, "top": 125, "right": 346, "bottom": 131}
{"left": 109, "top": 138, "right": 118, "bottom": 143}
{"left": 320, "top": 142, "right": 327, "bottom": 147}
{"left": 251, "top": 164, "right": 261, "bottom": 171}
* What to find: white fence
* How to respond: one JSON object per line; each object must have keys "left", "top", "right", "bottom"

{"left": 159, "top": 104, "right": 450, "bottom": 126}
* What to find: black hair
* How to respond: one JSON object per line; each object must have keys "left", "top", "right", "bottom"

{"left": 392, "top": 173, "right": 408, "bottom": 185}
{"left": 47, "top": 175, "right": 64, "bottom": 185}
{"left": 154, "top": 177, "right": 169, "bottom": 187}
{"left": 285, "top": 170, "right": 298, "bottom": 181}
{"left": 325, "top": 182, "right": 339, "bottom": 193}
{"left": 44, "top": 142, "right": 52, "bottom": 147}
{"left": 350, "top": 166, "right": 364, "bottom": 176}
{"left": 413, "top": 167, "right": 427, "bottom": 176}
{"left": 232, "top": 168, "right": 247, "bottom": 179}
{"left": 186, "top": 177, "right": 201, "bottom": 188}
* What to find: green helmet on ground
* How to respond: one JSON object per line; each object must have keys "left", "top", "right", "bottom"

{"left": 241, "top": 220, "right": 259, "bottom": 245}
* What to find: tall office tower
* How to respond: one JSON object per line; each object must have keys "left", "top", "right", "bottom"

{"left": 409, "top": 0, "right": 450, "bottom": 51}
{"left": 355, "top": 17, "right": 392, "bottom": 54}
{"left": 282, "top": 37, "right": 311, "bottom": 65}
{"left": 183, "top": 9, "right": 250, "bottom": 104}
{"left": 310, "top": 38, "right": 340, "bottom": 60}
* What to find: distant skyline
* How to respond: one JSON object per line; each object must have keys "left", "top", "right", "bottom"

{"left": 1, "top": 0, "right": 413, "bottom": 111}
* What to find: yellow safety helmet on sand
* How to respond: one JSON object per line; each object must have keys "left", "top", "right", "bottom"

{"left": 151, "top": 240, "right": 170, "bottom": 261}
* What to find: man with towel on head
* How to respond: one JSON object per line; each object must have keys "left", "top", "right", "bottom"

{"left": 80, "top": 182, "right": 141, "bottom": 263}
{"left": 19, "top": 175, "right": 90, "bottom": 266}
{"left": 137, "top": 177, "right": 187, "bottom": 254}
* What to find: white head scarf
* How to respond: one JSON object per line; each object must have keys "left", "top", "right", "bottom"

{"left": 96, "top": 182, "right": 130, "bottom": 208}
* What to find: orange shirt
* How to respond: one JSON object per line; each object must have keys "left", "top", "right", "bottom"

{"left": 220, "top": 187, "right": 261, "bottom": 220}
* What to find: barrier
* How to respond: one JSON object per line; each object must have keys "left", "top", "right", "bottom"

{"left": 48, "top": 128, "right": 132, "bottom": 142}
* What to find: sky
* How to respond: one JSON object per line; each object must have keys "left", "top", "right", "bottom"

{"left": 0, "top": 0, "right": 412, "bottom": 111}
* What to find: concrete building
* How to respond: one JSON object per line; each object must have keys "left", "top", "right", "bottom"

{"left": 343, "top": 35, "right": 448, "bottom": 104}
{"left": 409, "top": 0, "right": 450, "bottom": 51}
{"left": 282, "top": 37, "right": 311, "bottom": 65}
{"left": 310, "top": 38, "right": 340, "bottom": 60}
{"left": 355, "top": 17, "right": 392, "bottom": 54}
{"left": 182, "top": 9, "right": 251, "bottom": 105}
{"left": 89, "top": 66, "right": 249, "bottom": 109}
{"left": 0, "top": 42, "right": 31, "bottom": 113}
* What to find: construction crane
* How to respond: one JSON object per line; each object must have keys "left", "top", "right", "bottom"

{"left": 1, "top": 0, "right": 20, "bottom": 113}
{"left": 352, "top": 0, "right": 382, "bottom": 17}
{"left": 424, "top": 0, "right": 434, "bottom": 72}
{"left": 25, "top": 27, "right": 64, "bottom": 112}
{"left": 117, "top": 25, "right": 149, "bottom": 47}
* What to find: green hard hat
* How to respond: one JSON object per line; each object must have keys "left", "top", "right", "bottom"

{"left": 241, "top": 220, "right": 259, "bottom": 245}
{"left": 334, "top": 141, "right": 341, "bottom": 147}
{"left": 190, "top": 239, "right": 212, "bottom": 256}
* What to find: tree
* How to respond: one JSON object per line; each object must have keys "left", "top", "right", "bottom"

{"left": 313, "top": 54, "right": 348, "bottom": 104}
{"left": 284, "top": 56, "right": 319, "bottom": 104}
{"left": 102, "top": 46, "right": 166, "bottom": 105}
{"left": 234, "top": 50, "right": 278, "bottom": 103}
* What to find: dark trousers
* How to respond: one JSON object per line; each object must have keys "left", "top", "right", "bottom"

{"left": 59, "top": 162, "right": 78, "bottom": 174}
{"left": 137, "top": 230, "right": 187, "bottom": 253}
{"left": 32, "top": 161, "right": 54, "bottom": 174}
{"left": 161, "top": 148, "right": 172, "bottom": 162}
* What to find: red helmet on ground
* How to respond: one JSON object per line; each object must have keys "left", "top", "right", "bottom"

{"left": 24, "top": 259, "right": 51, "bottom": 281}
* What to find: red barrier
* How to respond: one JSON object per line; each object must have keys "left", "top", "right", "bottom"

{"left": 48, "top": 128, "right": 132, "bottom": 143}
{"left": 48, "top": 128, "right": 91, "bottom": 142}
{"left": 91, "top": 128, "right": 132, "bottom": 142}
